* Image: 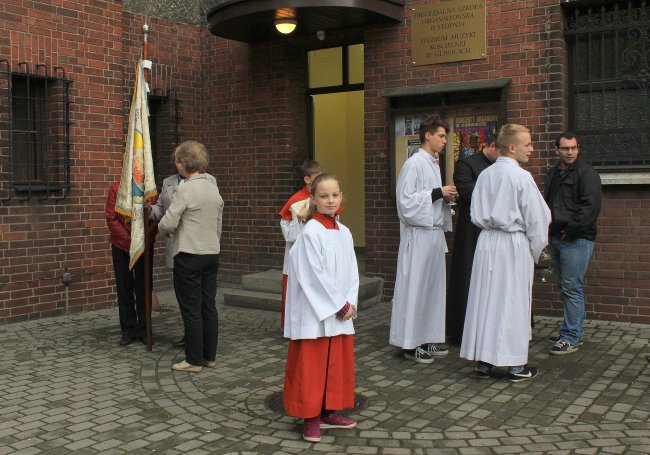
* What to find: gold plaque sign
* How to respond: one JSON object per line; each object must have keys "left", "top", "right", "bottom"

{"left": 411, "top": 0, "right": 486, "bottom": 65}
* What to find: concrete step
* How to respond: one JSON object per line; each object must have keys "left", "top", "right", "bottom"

{"left": 242, "top": 269, "right": 283, "bottom": 293}
{"left": 223, "top": 289, "right": 281, "bottom": 312}
{"left": 225, "top": 272, "right": 384, "bottom": 312}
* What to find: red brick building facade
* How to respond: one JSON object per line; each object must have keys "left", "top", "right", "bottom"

{"left": 1, "top": 0, "right": 649, "bottom": 324}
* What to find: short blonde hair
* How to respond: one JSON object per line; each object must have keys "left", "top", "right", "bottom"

{"left": 174, "top": 140, "right": 209, "bottom": 173}
{"left": 496, "top": 124, "right": 529, "bottom": 154}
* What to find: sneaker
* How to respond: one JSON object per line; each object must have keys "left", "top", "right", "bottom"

{"left": 508, "top": 366, "right": 538, "bottom": 383}
{"left": 548, "top": 334, "right": 584, "bottom": 346}
{"left": 202, "top": 359, "right": 216, "bottom": 368}
{"left": 403, "top": 347, "right": 434, "bottom": 364}
{"left": 320, "top": 413, "right": 357, "bottom": 429}
{"left": 303, "top": 417, "right": 321, "bottom": 442}
{"left": 422, "top": 343, "right": 449, "bottom": 356}
{"left": 475, "top": 361, "right": 492, "bottom": 379}
{"left": 475, "top": 368, "right": 491, "bottom": 379}
{"left": 550, "top": 339, "right": 579, "bottom": 355}
{"left": 171, "top": 360, "right": 202, "bottom": 372}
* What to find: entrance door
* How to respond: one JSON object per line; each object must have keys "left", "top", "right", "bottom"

{"left": 312, "top": 91, "right": 364, "bottom": 246}
{"left": 309, "top": 45, "right": 365, "bottom": 246}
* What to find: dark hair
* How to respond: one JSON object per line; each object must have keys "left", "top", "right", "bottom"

{"left": 300, "top": 160, "right": 323, "bottom": 178}
{"left": 419, "top": 115, "right": 449, "bottom": 143}
{"left": 555, "top": 131, "right": 579, "bottom": 148}
{"left": 306, "top": 173, "right": 342, "bottom": 221}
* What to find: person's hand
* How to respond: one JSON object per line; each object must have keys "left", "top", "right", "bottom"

{"left": 442, "top": 185, "right": 458, "bottom": 203}
{"left": 296, "top": 204, "right": 309, "bottom": 223}
{"left": 340, "top": 304, "right": 355, "bottom": 320}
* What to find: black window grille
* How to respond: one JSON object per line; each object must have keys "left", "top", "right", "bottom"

{"left": 564, "top": 0, "right": 650, "bottom": 171}
{"left": 148, "top": 91, "right": 180, "bottom": 187}
{"left": 0, "top": 60, "right": 71, "bottom": 200}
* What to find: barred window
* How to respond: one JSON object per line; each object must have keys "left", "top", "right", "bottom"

{"left": 0, "top": 62, "right": 71, "bottom": 200}
{"left": 148, "top": 92, "right": 180, "bottom": 187}
{"left": 564, "top": 0, "right": 650, "bottom": 171}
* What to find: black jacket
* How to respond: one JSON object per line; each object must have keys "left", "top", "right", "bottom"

{"left": 543, "top": 156, "right": 602, "bottom": 241}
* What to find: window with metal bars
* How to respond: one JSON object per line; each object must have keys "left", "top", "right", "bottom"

{"left": 148, "top": 92, "right": 180, "bottom": 187}
{"left": 564, "top": 0, "right": 650, "bottom": 172}
{"left": 0, "top": 61, "right": 71, "bottom": 200}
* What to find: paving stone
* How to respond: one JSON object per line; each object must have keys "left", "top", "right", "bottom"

{"left": 1, "top": 288, "right": 649, "bottom": 452}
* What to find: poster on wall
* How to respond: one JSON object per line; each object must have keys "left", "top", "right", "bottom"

{"left": 396, "top": 115, "right": 424, "bottom": 137}
{"left": 407, "top": 139, "right": 421, "bottom": 158}
{"left": 453, "top": 114, "right": 498, "bottom": 161}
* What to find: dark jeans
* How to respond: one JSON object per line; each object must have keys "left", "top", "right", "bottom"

{"left": 111, "top": 245, "right": 151, "bottom": 339}
{"left": 173, "top": 252, "right": 219, "bottom": 366}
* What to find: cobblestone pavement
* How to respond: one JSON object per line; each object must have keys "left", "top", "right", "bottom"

{"left": 2, "top": 287, "right": 650, "bottom": 455}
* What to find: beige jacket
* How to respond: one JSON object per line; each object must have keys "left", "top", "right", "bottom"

{"left": 158, "top": 174, "right": 224, "bottom": 257}
{"left": 150, "top": 172, "right": 217, "bottom": 267}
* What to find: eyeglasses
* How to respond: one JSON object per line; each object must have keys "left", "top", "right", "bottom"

{"left": 558, "top": 146, "right": 579, "bottom": 152}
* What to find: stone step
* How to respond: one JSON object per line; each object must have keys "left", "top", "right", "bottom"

{"left": 242, "top": 269, "right": 283, "bottom": 293}
{"left": 225, "top": 273, "right": 384, "bottom": 312}
{"left": 223, "top": 289, "right": 281, "bottom": 312}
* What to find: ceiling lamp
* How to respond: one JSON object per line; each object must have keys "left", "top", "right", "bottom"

{"left": 275, "top": 18, "right": 297, "bottom": 34}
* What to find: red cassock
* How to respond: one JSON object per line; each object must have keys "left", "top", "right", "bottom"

{"left": 283, "top": 334, "right": 355, "bottom": 418}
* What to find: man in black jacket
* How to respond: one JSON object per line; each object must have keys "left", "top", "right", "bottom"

{"left": 544, "top": 132, "right": 602, "bottom": 355}
{"left": 446, "top": 142, "right": 500, "bottom": 344}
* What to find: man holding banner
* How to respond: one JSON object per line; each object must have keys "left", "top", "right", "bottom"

{"left": 106, "top": 181, "right": 156, "bottom": 345}
{"left": 112, "top": 58, "right": 158, "bottom": 348}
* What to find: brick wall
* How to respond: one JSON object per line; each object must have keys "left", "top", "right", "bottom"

{"left": 1, "top": 0, "right": 649, "bottom": 325}
{"left": 0, "top": 1, "right": 205, "bottom": 323}
{"left": 363, "top": 0, "right": 650, "bottom": 324}
{"left": 199, "top": 32, "right": 311, "bottom": 284}
{"left": 536, "top": 189, "right": 650, "bottom": 324}
{"left": 0, "top": 0, "right": 126, "bottom": 323}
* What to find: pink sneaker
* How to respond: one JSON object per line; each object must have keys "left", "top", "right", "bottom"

{"left": 320, "top": 413, "right": 357, "bottom": 429}
{"left": 302, "top": 417, "right": 321, "bottom": 442}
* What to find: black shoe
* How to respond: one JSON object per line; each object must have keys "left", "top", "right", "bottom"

{"left": 172, "top": 337, "right": 186, "bottom": 348}
{"left": 508, "top": 366, "right": 538, "bottom": 383}
{"left": 119, "top": 336, "right": 135, "bottom": 346}
{"left": 476, "top": 369, "right": 491, "bottom": 379}
{"left": 475, "top": 361, "right": 492, "bottom": 379}
{"left": 548, "top": 334, "right": 584, "bottom": 346}
{"left": 403, "top": 347, "right": 434, "bottom": 364}
{"left": 549, "top": 339, "right": 578, "bottom": 355}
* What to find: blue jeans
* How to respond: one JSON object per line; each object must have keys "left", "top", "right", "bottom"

{"left": 548, "top": 235, "right": 594, "bottom": 346}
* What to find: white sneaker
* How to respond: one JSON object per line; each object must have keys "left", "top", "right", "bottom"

{"left": 171, "top": 360, "right": 202, "bottom": 372}
{"left": 422, "top": 343, "right": 449, "bottom": 356}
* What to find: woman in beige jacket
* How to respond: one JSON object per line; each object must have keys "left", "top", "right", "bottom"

{"left": 159, "top": 141, "right": 224, "bottom": 372}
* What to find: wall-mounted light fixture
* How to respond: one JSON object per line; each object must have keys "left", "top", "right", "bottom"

{"left": 275, "top": 18, "right": 297, "bottom": 34}
{"left": 275, "top": 8, "right": 297, "bottom": 34}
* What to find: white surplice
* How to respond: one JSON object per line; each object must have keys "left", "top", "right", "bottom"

{"left": 284, "top": 218, "right": 359, "bottom": 340}
{"left": 390, "top": 149, "right": 452, "bottom": 349}
{"left": 460, "top": 156, "right": 551, "bottom": 366}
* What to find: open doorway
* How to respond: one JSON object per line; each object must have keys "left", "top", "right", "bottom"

{"left": 309, "top": 45, "right": 365, "bottom": 246}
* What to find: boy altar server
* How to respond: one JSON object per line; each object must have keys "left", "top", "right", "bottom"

{"left": 390, "top": 115, "right": 458, "bottom": 363}
{"left": 460, "top": 124, "right": 551, "bottom": 382}
{"left": 278, "top": 160, "right": 323, "bottom": 326}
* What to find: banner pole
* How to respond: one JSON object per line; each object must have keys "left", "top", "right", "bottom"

{"left": 142, "top": 22, "right": 153, "bottom": 353}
